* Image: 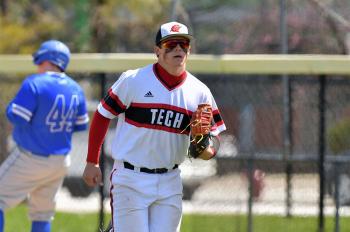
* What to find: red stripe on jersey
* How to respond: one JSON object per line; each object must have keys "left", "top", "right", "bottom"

{"left": 212, "top": 109, "right": 220, "bottom": 115}
{"left": 101, "top": 89, "right": 127, "bottom": 116}
{"left": 215, "top": 120, "right": 225, "bottom": 127}
{"left": 210, "top": 124, "right": 217, "bottom": 131}
{"left": 130, "top": 102, "right": 192, "bottom": 116}
{"left": 101, "top": 100, "right": 118, "bottom": 116}
{"left": 125, "top": 118, "right": 190, "bottom": 135}
{"left": 109, "top": 168, "right": 116, "bottom": 230}
{"left": 108, "top": 89, "right": 127, "bottom": 110}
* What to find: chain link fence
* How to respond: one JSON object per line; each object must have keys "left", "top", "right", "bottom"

{"left": 2, "top": 71, "right": 350, "bottom": 231}
{"left": 1, "top": 0, "right": 350, "bottom": 231}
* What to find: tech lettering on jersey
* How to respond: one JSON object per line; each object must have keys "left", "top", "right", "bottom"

{"left": 150, "top": 108, "right": 184, "bottom": 128}
{"left": 125, "top": 103, "right": 191, "bottom": 134}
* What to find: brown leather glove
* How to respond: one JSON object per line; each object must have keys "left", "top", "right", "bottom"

{"left": 188, "top": 104, "right": 213, "bottom": 158}
{"left": 190, "top": 103, "right": 213, "bottom": 139}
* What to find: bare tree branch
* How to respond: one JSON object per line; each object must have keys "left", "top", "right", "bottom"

{"left": 309, "top": 0, "right": 350, "bottom": 54}
{"left": 309, "top": 0, "right": 350, "bottom": 30}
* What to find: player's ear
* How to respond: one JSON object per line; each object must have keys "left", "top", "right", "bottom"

{"left": 187, "top": 46, "right": 191, "bottom": 55}
{"left": 154, "top": 46, "right": 160, "bottom": 58}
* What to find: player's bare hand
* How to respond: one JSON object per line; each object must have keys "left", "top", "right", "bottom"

{"left": 83, "top": 162, "right": 102, "bottom": 187}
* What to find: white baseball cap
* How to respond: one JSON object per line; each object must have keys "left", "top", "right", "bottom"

{"left": 155, "top": 21, "right": 193, "bottom": 45}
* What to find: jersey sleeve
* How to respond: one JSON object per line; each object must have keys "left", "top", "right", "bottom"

{"left": 86, "top": 111, "right": 110, "bottom": 164}
{"left": 205, "top": 91, "right": 226, "bottom": 136}
{"left": 74, "top": 88, "right": 89, "bottom": 131}
{"left": 6, "top": 78, "right": 37, "bottom": 125}
{"left": 97, "top": 72, "right": 131, "bottom": 119}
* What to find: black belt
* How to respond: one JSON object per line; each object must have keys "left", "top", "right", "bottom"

{"left": 123, "top": 161, "right": 178, "bottom": 174}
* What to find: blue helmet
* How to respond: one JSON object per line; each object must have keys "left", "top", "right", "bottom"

{"left": 32, "top": 40, "right": 71, "bottom": 71}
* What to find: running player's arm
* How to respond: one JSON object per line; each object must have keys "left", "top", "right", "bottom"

{"left": 6, "top": 78, "right": 37, "bottom": 126}
{"left": 83, "top": 110, "right": 110, "bottom": 187}
{"left": 86, "top": 73, "right": 129, "bottom": 164}
{"left": 74, "top": 89, "right": 89, "bottom": 132}
{"left": 86, "top": 110, "right": 111, "bottom": 164}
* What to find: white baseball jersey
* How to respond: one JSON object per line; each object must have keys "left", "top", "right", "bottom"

{"left": 98, "top": 64, "right": 226, "bottom": 169}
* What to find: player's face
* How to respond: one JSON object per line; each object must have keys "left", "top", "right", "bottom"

{"left": 156, "top": 37, "right": 190, "bottom": 71}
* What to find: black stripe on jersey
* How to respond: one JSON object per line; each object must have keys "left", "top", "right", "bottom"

{"left": 213, "top": 112, "right": 223, "bottom": 124}
{"left": 125, "top": 103, "right": 192, "bottom": 134}
{"left": 101, "top": 89, "right": 126, "bottom": 116}
{"left": 212, "top": 109, "right": 225, "bottom": 127}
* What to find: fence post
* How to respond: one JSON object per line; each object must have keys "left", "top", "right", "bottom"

{"left": 239, "top": 104, "right": 255, "bottom": 232}
{"left": 334, "top": 161, "right": 340, "bottom": 232}
{"left": 279, "top": 0, "right": 293, "bottom": 218}
{"left": 98, "top": 73, "right": 107, "bottom": 231}
{"left": 318, "top": 74, "right": 326, "bottom": 232}
{"left": 283, "top": 75, "right": 292, "bottom": 218}
{"left": 247, "top": 157, "right": 254, "bottom": 232}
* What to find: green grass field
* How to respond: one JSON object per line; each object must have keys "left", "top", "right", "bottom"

{"left": 4, "top": 205, "right": 350, "bottom": 232}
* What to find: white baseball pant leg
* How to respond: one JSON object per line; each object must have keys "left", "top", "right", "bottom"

{"left": 110, "top": 161, "right": 183, "bottom": 232}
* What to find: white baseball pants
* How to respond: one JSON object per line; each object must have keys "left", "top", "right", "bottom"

{"left": 109, "top": 160, "right": 183, "bottom": 232}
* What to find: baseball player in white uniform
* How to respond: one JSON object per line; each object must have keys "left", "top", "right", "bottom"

{"left": 83, "top": 21, "right": 226, "bottom": 232}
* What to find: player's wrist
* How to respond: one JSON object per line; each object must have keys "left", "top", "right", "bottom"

{"left": 198, "top": 146, "right": 216, "bottom": 160}
{"left": 86, "top": 161, "right": 100, "bottom": 167}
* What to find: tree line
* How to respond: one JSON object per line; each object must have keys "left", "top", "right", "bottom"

{"left": 0, "top": 0, "right": 349, "bottom": 55}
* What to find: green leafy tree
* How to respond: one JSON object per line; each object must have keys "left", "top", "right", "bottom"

{"left": 1, "top": 0, "right": 349, "bottom": 54}
{"left": 0, "top": 0, "right": 174, "bottom": 53}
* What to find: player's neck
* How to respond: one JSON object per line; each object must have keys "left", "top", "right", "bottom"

{"left": 156, "top": 63, "right": 186, "bottom": 78}
{"left": 157, "top": 62, "right": 186, "bottom": 76}
{"left": 37, "top": 61, "right": 62, "bottom": 73}
{"left": 154, "top": 63, "right": 186, "bottom": 89}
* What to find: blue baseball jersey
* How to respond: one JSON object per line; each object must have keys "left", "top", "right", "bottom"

{"left": 6, "top": 72, "right": 89, "bottom": 156}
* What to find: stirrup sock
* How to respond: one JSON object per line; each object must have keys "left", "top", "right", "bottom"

{"left": 0, "top": 209, "right": 4, "bottom": 232}
{"left": 31, "top": 221, "right": 51, "bottom": 232}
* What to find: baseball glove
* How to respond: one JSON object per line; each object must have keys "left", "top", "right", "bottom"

{"left": 188, "top": 103, "right": 213, "bottom": 158}
{"left": 190, "top": 103, "right": 213, "bottom": 138}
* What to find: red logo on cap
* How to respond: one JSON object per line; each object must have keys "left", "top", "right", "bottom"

{"left": 170, "top": 24, "right": 181, "bottom": 32}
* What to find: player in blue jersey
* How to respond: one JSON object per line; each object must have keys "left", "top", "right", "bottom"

{"left": 0, "top": 40, "right": 89, "bottom": 232}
